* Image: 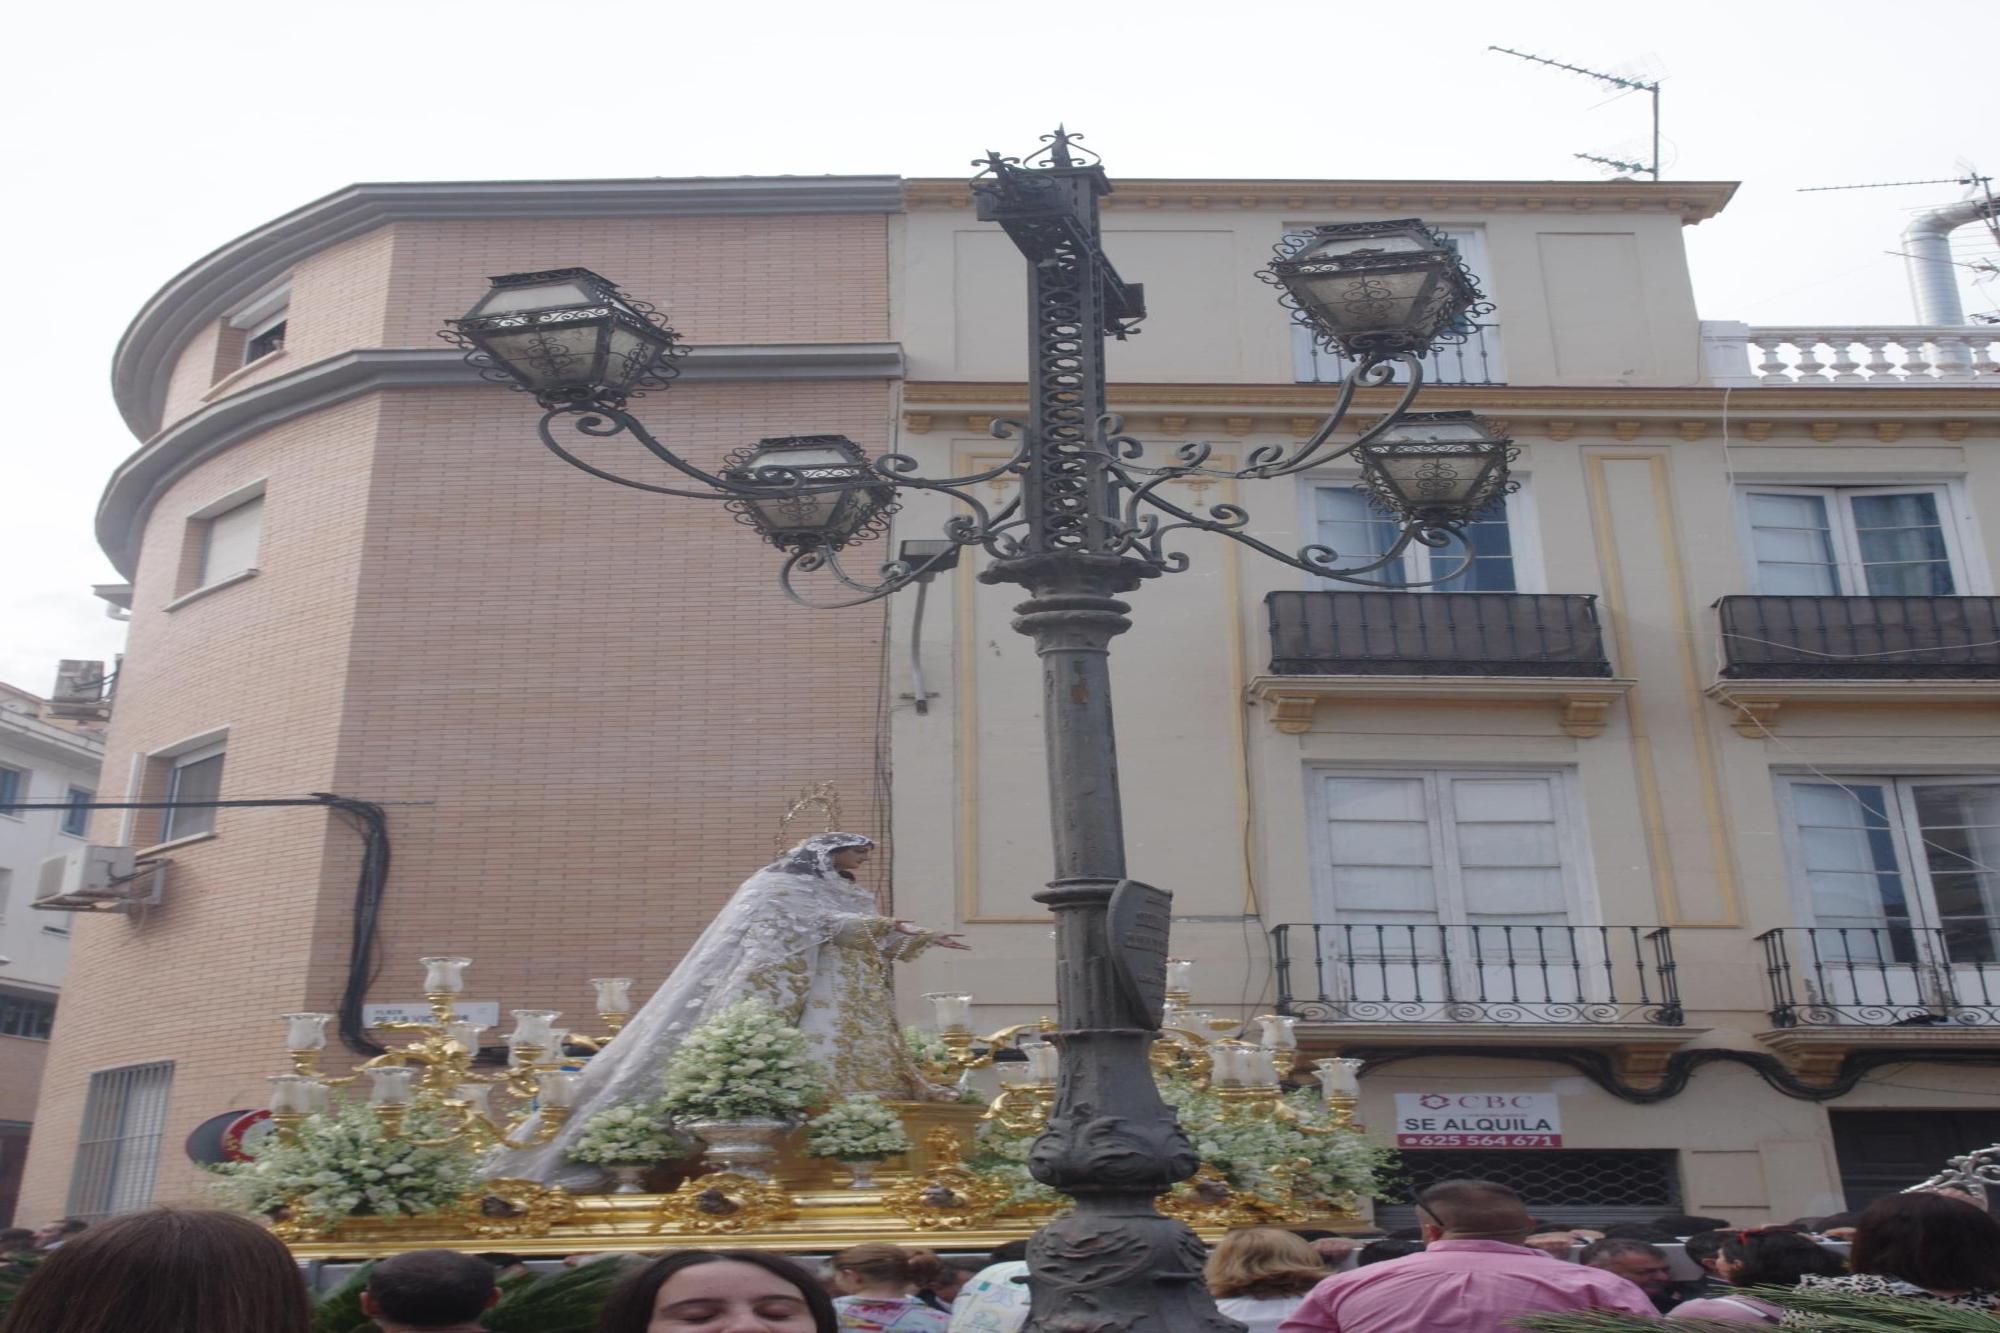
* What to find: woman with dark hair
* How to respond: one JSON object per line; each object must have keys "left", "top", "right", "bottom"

{"left": 1668, "top": 1228, "right": 1844, "bottom": 1323}
{"left": 0, "top": 1208, "right": 308, "bottom": 1333}
{"left": 1792, "top": 1191, "right": 2000, "bottom": 1312}
{"left": 597, "top": 1250, "right": 836, "bottom": 1333}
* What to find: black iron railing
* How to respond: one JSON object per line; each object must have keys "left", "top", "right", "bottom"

{"left": 1271, "top": 923, "right": 1683, "bottom": 1025}
{"left": 1716, "top": 596, "right": 2000, "bottom": 679}
{"left": 1302, "top": 321, "right": 1505, "bottom": 386}
{"left": 1267, "top": 591, "right": 1613, "bottom": 677}
{"left": 1757, "top": 925, "right": 2000, "bottom": 1027}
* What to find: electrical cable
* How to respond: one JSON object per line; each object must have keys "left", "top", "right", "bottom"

{"left": 16, "top": 793, "right": 392, "bottom": 1056}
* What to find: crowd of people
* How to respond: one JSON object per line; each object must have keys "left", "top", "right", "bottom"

{"left": 4, "top": 1179, "right": 2000, "bottom": 1332}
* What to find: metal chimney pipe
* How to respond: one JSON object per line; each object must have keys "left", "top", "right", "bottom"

{"left": 1904, "top": 198, "right": 1999, "bottom": 325}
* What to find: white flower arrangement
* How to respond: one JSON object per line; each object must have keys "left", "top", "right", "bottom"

{"left": 903, "top": 1025, "right": 953, "bottom": 1072}
{"left": 209, "top": 1099, "right": 477, "bottom": 1228}
{"left": 804, "top": 1095, "right": 912, "bottom": 1161}
{"left": 965, "top": 1075, "right": 1393, "bottom": 1215}
{"left": 1161, "top": 1081, "right": 1396, "bottom": 1211}
{"left": 566, "top": 1097, "right": 686, "bottom": 1165}
{"left": 658, "top": 998, "right": 827, "bottom": 1123}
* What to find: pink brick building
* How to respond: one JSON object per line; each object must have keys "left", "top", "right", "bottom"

{"left": 20, "top": 178, "right": 906, "bottom": 1218}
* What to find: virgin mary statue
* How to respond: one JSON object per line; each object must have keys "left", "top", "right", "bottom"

{"left": 489, "top": 832, "right": 965, "bottom": 1185}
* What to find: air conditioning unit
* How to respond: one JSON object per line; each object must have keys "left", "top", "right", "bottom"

{"left": 34, "top": 845, "right": 166, "bottom": 914}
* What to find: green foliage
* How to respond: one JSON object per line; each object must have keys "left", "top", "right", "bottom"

{"left": 1516, "top": 1286, "right": 2000, "bottom": 1333}
{"left": 0, "top": 1253, "right": 44, "bottom": 1323}
{"left": 481, "top": 1259, "right": 629, "bottom": 1333}
{"left": 308, "top": 1261, "right": 374, "bottom": 1333}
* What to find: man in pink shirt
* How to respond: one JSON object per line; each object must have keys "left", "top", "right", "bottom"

{"left": 1278, "top": 1180, "right": 1657, "bottom": 1333}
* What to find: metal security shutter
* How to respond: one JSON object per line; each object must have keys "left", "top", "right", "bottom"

{"left": 1376, "top": 1149, "right": 1681, "bottom": 1229}
{"left": 66, "top": 1062, "right": 174, "bottom": 1219}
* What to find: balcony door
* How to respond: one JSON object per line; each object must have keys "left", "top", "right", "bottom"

{"left": 1307, "top": 768, "right": 1601, "bottom": 1020}
{"left": 1778, "top": 776, "right": 2000, "bottom": 1016}
{"left": 1741, "top": 485, "right": 1968, "bottom": 595}
{"left": 1312, "top": 486, "right": 1536, "bottom": 592}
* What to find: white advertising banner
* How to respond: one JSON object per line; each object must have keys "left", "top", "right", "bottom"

{"left": 1393, "top": 1091, "right": 1562, "bottom": 1149}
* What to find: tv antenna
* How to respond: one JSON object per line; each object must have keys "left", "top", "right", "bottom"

{"left": 1489, "top": 45, "right": 1661, "bottom": 180}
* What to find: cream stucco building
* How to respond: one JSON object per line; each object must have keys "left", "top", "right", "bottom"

{"left": 24, "top": 166, "right": 2000, "bottom": 1229}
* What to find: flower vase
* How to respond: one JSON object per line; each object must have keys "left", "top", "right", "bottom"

{"left": 606, "top": 1164, "right": 650, "bottom": 1194}
{"left": 842, "top": 1157, "right": 882, "bottom": 1190}
{"left": 685, "top": 1118, "right": 791, "bottom": 1182}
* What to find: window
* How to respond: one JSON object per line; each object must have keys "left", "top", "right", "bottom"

{"left": 1313, "top": 486, "right": 1522, "bottom": 591}
{"left": 198, "top": 495, "right": 263, "bottom": 587}
{"left": 67, "top": 1062, "right": 174, "bottom": 1219}
{"left": 1741, "top": 485, "right": 1967, "bottom": 595}
{"left": 0, "top": 764, "right": 21, "bottom": 817}
{"left": 1779, "top": 776, "right": 2000, "bottom": 960}
{"left": 1294, "top": 226, "right": 1504, "bottom": 385}
{"left": 0, "top": 991, "right": 56, "bottom": 1041}
{"left": 161, "top": 744, "right": 225, "bottom": 843}
{"left": 243, "top": 314, "right": 287, "bottom": 364}
{"left": 0, "top": 866, "right": 9, "bottom": 921}
{"left": 60, "top": 787, "right": 92, "bottom": 837}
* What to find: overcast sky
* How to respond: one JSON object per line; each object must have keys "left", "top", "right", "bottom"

{"left": 3, "top": 0, "right": 1993, "bottom": 692}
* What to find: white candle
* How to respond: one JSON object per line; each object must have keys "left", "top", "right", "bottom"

{"left": 454, "top": 1082, "right": 494, "bottom": 1114}
{"left": 1314, "top": 1057, "right": 1363, "bottom": 1101}
{"left": 280, "top": 1013, "right": 331, "bottom": 1053}
{"left": 924, "top": 992, "right": 973, "bottom": 1034}
{"left": 267, "top": 1075, "right": 318, "bottom": 1115}
{"left": 510, "top": 1009, "right": 560, "bottom": 1046}
{"left": 537, "top": 1070, "right": 580, "bottom": 1109}
{"left": 1165, "top": 959, "right": 1194, "bottom": 994}
{"left": 307, "top": 1080, "right": 334, "bottom": 1115}
{"left": 367, "top": 1066, "right": 417, "bottom": 1107}
{"left": 590, "top": 978, "right": 634, "bottom": 1015}
{"left": 419, "top": 956, "right": 471, "bottom": 994}
{"left": 1258, "top": 1014, "right": 1299, "bottom": 1051}
{"left": 1209, "top": 1043, "right": 1253, "bottom": 1088}
{"left": 445, "top": 1021, "right": 485, "bottom": 1054}
{"left": 1020, "top": 1039, "right": 1060, "bottom": 1084}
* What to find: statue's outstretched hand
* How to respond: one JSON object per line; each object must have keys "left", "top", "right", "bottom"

{"left": 930, "top": 932, "right": 971, "bottom": 951}
{"left": 892, "top": 919, "right": 971, "bottom": 950}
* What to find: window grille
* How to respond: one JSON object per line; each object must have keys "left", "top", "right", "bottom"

{"left": 67, "top": 1061, "right": 174, "bottom": 1219}
{"left": 1377, "top": 1149, "right": 1680, "bottom": 1228}
{"left": 0, "top": 992, "right": 55, "bottom": 1040}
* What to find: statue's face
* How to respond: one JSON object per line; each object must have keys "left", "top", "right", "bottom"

{"left": 829, "top": 845, "right": 871, "bottom": 872}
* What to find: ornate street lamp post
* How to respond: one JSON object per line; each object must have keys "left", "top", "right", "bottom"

{"left": 445, "top": 128, "right": 1507, "bottom": 1333}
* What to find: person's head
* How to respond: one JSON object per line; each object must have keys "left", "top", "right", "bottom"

{"left": 1579, "top": 1238, "right": 1672, "bottom": 1297}
{"left": 597, "top": 1251, "right": 836, "bottom": 1333}
{"left": 0, "top": 1207, "right": 308, "bottom": 1333}
{"left": 361, "top": 1250, "right": 501, "bottom": 1330}
{"left": 1650, "top": 1214, "right": 1732, "bottom": 1238}
{"left": 1715, "top": 1229, "right": 1845, "bottom": 1288}
{"left": 1356, "top": 1239, "right": 1425, "bottom": 1267}
{"left": 919, "top": 1262, "right": 974, "bottom": 1304}
{"left": 0, "top": 1228, "right": 35, "bottom": 1256}
{"left": 1849, "top": 1191, "right": 2000, "bottom": 1292}
{"left": 29, "top": 1220, "right": 84, "bottom": 1250}
{"left": 1683, "top": 1229, "right": 1730, "bottom": 1275}
{"left": 1203, "top": 1229, "right": 1329, "bottom": 1300}
{"left": 1415, "top": 1180, "right": 1535, "bottom": 1244}
{"left": 828, "top": 1244, "right": 947, "bottom": 1298}
{"left": 772, "top": 833, "right": 874, "bottom": 880}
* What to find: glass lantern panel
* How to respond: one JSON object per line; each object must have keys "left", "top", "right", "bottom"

{"left": 1298, "top": 269, "right": 1434, "bottom": 333}
{"left": 745, "top": 445, "right": 863, "bottom": 474}
{"left": 749, "top": 491, "right": 846, "bottom": 534}
{"left": 1376, "top": 448, "right": 1493, "bottom": 506}
{"left": 602, "top": 322, "right": 668, "bottom": 387}
{"left": 1302, "top": 232, "right": 1432, "bottom": 260}
{"left": 478, "top": 324, "right": 606, "bottom": 390}
{"left": 1376, "top": 419, "right": 1491, "bottom": 444}
{"left": 475, "top": 277, "right": 602, "bottom": 315}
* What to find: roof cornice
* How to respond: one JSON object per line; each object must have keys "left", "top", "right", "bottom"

{"left": 112, "top": 175, "right": 905, "bottom": 440}
{"left": 905, "top": 177, "right": 1739, "bottom": 225}
{"left": 98, "top": 343, "right": 905, "bottom": 579}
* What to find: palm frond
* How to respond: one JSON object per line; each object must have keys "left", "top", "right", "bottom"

{"left": 310, "top": 1261, "right": 375, "bottom": 1333}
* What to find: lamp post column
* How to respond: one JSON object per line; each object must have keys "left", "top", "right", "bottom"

{"left": 975, "top": 134, "right": 1240, "bottom": 1333}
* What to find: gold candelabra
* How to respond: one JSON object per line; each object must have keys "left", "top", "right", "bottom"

{"left": 267, "top": 957, "right": 638, "bottom": 1150}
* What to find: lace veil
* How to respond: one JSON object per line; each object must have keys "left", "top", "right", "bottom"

{"left": 487, "top": 832, "right": 880, "bottom": 1185}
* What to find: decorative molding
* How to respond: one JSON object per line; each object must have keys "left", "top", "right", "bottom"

{"left": 116, "top": 176, "right": 905, "bottom": 438}
{"left": 1707, "top": 681, "right": 2000, "bottom": 738}
{"left": 1547, "top": 420, "right": 1577, "bottom": 441}
{"left": 1289, "top": 416, "right": 1319, "bottom": 439}
{"left": 1612, "top": 420, "right": 1643, "bottom": 441}
{"left": 903, "top": 178, "right": 1738, "bottom": 222}
{"left": 903, "top": 413, "right": 933, "bottom": 435}
{"left": 1943, "top": 420, "right": 1973, "bottom": 441}
{"left": 1743, "top": 421, "right": 1775, "bottom": 441}
{"left": 1719, "top": 694, "right": 1784, "bottom": 738}
{"left": 1809, "top": 421, "right": 1841, "bottom": 442}
{"left": 98, "top": 343, "right": 905, "bottom": 577}
{"left": 1874, "top": 422, "right": 1906, "bottom": 443}
{"left": 1675, "top": 421, "right": 1707, "bottom": 442}
{"left": 1248, "top": 676, "right": 1635, "bottom": 738}
{"left": 1223, "top": 416, "right": 1254, "bottom": 436}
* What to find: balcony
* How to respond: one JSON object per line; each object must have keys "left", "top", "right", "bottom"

{"left": 1272, "top": 922, "right": 1685, "bottom": 1028}
{"left": 1254, "top": 592, "right": 1628, "bottom": 736}
{"left": 1757, "top": 926, "right": 2000, "bottom": 1029}
{"left": 1300, "top": 321, "right": 1504, "bottom": 386}
{"left": 1703, "top": 322, "right": 2000, "bottom": 385}
{"left": 1717, "top": 595, "right": 2000, "bottom": 680}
